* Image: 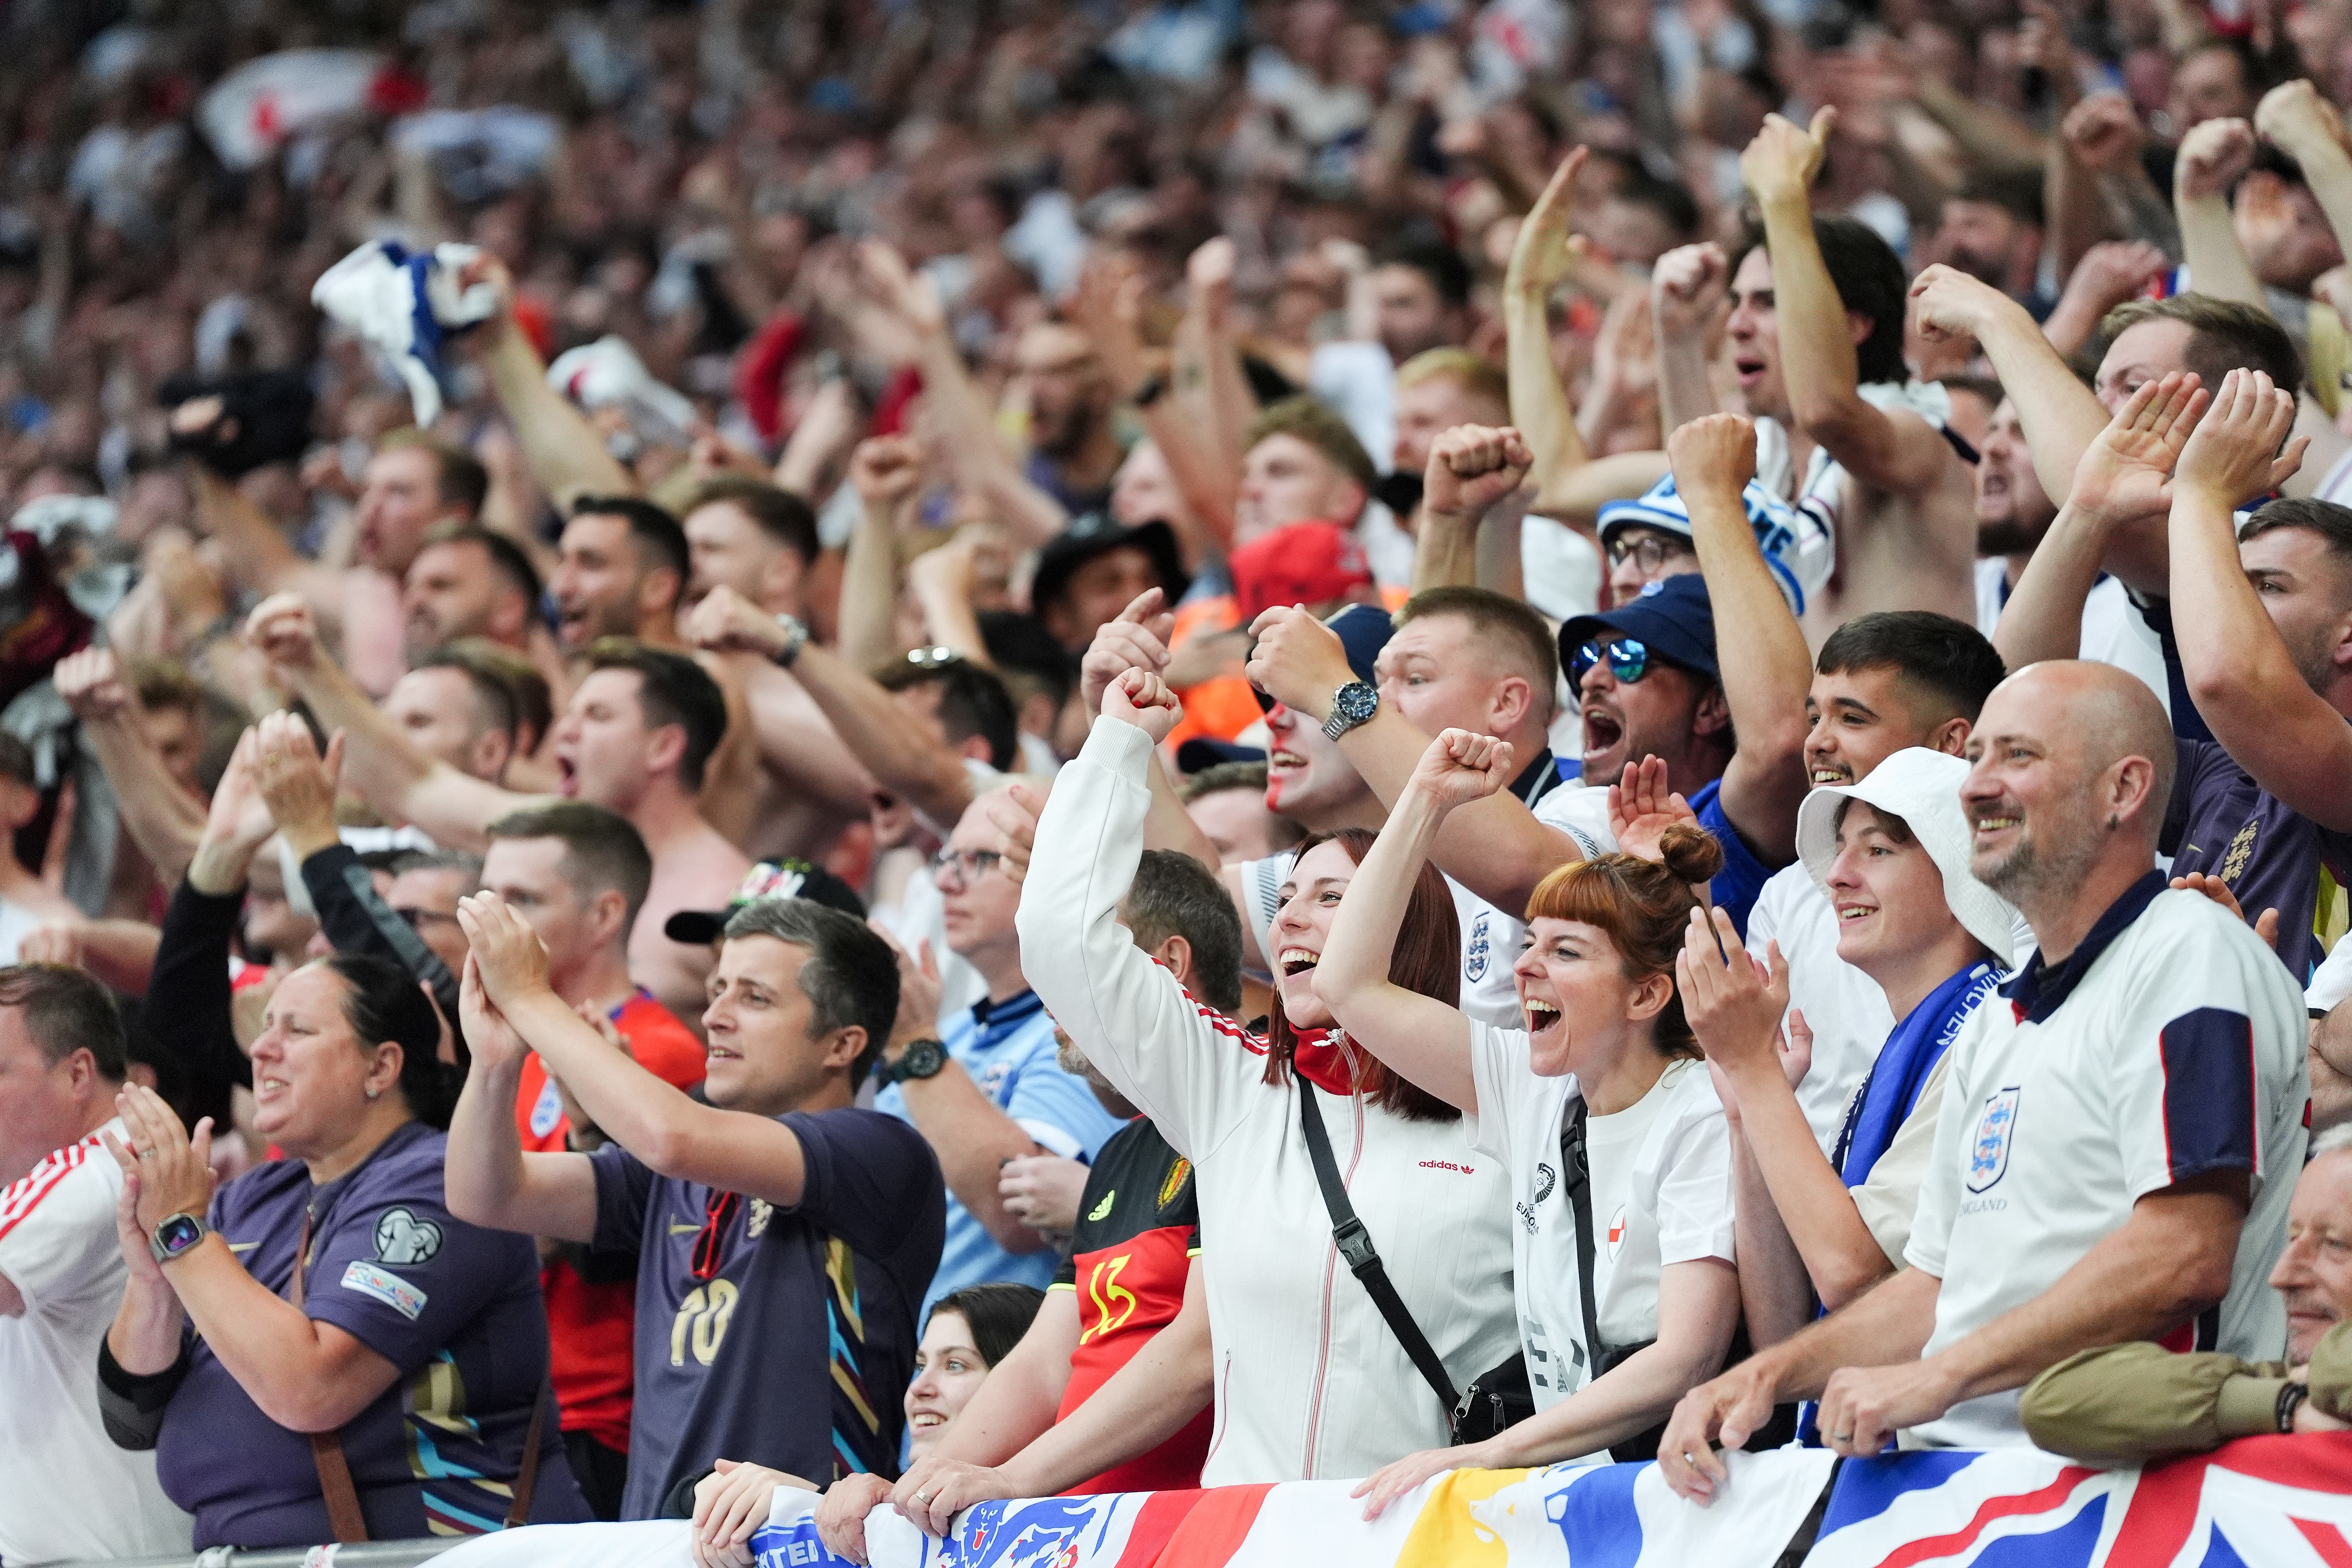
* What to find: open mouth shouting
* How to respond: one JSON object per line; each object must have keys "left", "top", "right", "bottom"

{"left": 1277, "top": 947, "right": 1321, "bottom": 979}
{"left": 1581, "top": 704, "right": 1624, "bottom": 758}
{"left": 1522, "top": 995, "right": 1563, "bottom": 1040}
{"left": 1733, "top": 356, "right": 1769, "bottom": 390}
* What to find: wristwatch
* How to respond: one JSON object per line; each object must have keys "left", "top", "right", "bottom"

{"left": 770, "top": 613, "right": 810, "bottom": 670}
{"left": 150, "top": 1212, "right": 211, "bottom": 1265}
{"left": 1322, "top": 681, "right": 1379, "bottom": 741}
{"left": 887, "top": 1038, "right": 949, "bottom": 1084}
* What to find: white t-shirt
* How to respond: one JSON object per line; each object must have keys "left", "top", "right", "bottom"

{"left": 1464, "top": 1034, "right": 1734, "bottom": 1428}
{"left": 1974, "top": 561, "right": 2165, "bottom": 717}
{"left": 1903, "top": 884, "right": 2308, "bottom": 1449}
{"left": 1456, "top": 780, "right": 1616, "bottom": 1029}
{"left": 0, "top": 1118, "right": 192, "bottom": 1563}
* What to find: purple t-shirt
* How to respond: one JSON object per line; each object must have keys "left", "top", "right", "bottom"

{"left": 588, "top": 1107, "right": 942, "bottom": 1518}
{"left": 156, "top": 1122, "right": 587, "bottom": 1548}
{"left": 2164, "top": 737, "right": 2352, "bottom": 980}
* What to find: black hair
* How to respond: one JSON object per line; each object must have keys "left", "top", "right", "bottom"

{"left": 486, "top": 800, "right": 654, "bottom": 930}
{"left": 571, "top": 495, "right": 690, "bottom": 585}
{"left": 929, "top": 1283, "right": 1047, "bottom": 1368}
{"left": 584, "top": 638, "right": 731, "bottom": 793}
{"left": 1369, "top": 234, "right": 1472, "bottom": 309}
{"left": 872, "top": 655, "right": 1020, "bottom": 773}
{"left": 978, "top": 611, "right": 1077, "bottom": 711}
{"left": 0, "top": 964, "right": 127, "bottom": 1079}
{"left": 1122, "top": 849, "right": 1245, "bottom": 1014}
{"left": 317, "top": 951, "right": 454, "bottom": 1127}
{"left": 1740, "top": 215, "right": 1911, "bottom": 386}
{"left": 1816, "top": 611, "right": 2007, "bottom": 723}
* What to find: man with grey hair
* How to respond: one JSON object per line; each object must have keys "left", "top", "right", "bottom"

{"left": 1662, "top": 661, "right": 2308, "bottom": 1497}
{"left": 445, "top": 891, "right": 945, "bottom": 1519}
{"left": 2024, "top": 1125, "right": 2352, "bottom": 1458}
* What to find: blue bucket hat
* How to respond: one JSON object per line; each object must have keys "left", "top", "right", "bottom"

{"left": 1597, "top": 472, "right": 1812, "bottom": 617}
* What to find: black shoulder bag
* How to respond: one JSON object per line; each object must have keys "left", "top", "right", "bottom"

{"left": 1297, "top": 1086, "right": 1532, "bottom": 1445}
{"left": 1561, "top": 1095, "right": 1795, "bottom": 1462}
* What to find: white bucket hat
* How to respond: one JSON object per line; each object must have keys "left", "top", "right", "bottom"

{"left": 1795, "top": 747, "right": 2019, "bottom": 969}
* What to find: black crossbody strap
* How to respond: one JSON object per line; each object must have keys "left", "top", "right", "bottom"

{"left": 1297, "top": 1085, "right": 1461, "bottom": 1420}
{"left": 1561, "top": 1095, "right": 1608, "bottom": 1386}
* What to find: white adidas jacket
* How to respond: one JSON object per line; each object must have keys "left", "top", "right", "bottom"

{"left": 1018, "top": 721, "right": 1520, "bottom": 1485}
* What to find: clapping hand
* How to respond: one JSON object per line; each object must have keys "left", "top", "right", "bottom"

{"left": 2173, "top": 367, "right": 2308, "bottom": 510}
{"left": 2067, "top": 371, "right": 2208, "bottom": 523}
{"left": 1675, "top": 909, "right": 1797, "bottom": 1091}
{"left": 1608, "top": 755, "right": 1697, "bottom": 864}
{"left": 454, "top": 892, "right": 555, "bottom": 1009}
{"left": 250, "top": 709, "right": 345, "bottom": 855}
{"left": 104, "top": 1083, "right": 216, "bottom": 1236}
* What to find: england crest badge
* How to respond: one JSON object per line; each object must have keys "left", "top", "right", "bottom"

{"left": 1967, "top": 1086, "right": 2021, "bottom": 1194}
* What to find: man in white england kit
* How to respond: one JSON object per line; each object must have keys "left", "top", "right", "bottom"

{"left": 1660, "top": 661, "right": 2307, "bottom": 1496}
{"left": 0, "top": 965, "right": 191, "bottom": 1562}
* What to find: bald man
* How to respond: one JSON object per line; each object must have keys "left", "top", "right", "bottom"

{"left": 1661, "top": 662, "right": 2308, "bottom": 1492}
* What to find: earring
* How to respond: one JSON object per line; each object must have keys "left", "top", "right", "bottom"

{"left": 365, "top": 1086, "right": 381, "bottom": 1100}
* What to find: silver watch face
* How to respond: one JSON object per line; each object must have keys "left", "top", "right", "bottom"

{"left": 1325, "top": 681, "right": 1377, "bottom": 734}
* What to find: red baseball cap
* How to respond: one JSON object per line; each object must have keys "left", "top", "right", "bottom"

{"left": 1230, "top": 521, "right": 1372, "bottom": 622}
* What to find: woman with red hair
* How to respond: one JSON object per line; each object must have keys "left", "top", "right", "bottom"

{"left": 1316, "top": 728, "right": 1740, "bottom": 1515}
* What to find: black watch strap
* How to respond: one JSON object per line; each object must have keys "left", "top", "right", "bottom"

{"left": 2280, "top": 1379, "right": 2312, "bottom": 1433}
{"left": 889, "top": 1037, "right": 948, "bottom": 1083}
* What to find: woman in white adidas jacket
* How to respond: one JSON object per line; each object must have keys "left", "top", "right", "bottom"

{"left": 1316, "top": 730, "right": 1741, "bottom": 1516}
{"left": 1016, "top": 673, "right": 1517, "bottom": 1485}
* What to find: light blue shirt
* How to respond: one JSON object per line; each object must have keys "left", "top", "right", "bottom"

{"left": 875, "top": 989, "right": 1124, "bottom": 1323}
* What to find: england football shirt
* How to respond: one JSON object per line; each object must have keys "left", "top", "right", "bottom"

{"left": 1904, "top": 877, "right": 2308, "bottom": 1449}
{"left": 1464, "top": 1030, "right": 1734, "bottom": 1430}
{"left": 0, "top": 1119, "right": 191, "bottom": 1563}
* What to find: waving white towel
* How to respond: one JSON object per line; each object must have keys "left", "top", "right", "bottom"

{"left": 310, "top": 239, "right": 498, "bottom": 425}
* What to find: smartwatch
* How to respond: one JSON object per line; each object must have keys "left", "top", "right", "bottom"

{"left": 150, "top": 1212, "right": 211, "bottom": 1265}
{"left": 887, "top": 1038, "right": 949, "bottom": 1084}
{"left": 1322, "top": 681, "right": 1379, "bottom": 741}
{"left": 770, "top": 613, "right": 810, "bottom": 670}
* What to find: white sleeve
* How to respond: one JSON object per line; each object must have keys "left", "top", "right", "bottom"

{"left": 2310, "top": 933, "right": 2352, "bottom": 1015}
{"left": 1016, "top": 721, "right": 1252, "bottom": 1161}
{"left": 1654, "top": 1087, "right": 1736, "bottom": 1268}
{"left": 1744, "top": 874, "right": 1783, "bottom": 960}
{"left": 1853, "top": 1052, "right": 1951, "bottom": 1266}
{"left": 1902, "top": 1024, "right": 1978, "bottom": 1279}
{"left": 0, "top": 1149, "right": 120, "bottom": 1314}
{"left": 1463, "top": 1020, "right": 1531, "bottom": 1164}
{"left": 2108, "top": 902, "right": 2269, "bottom": 1201}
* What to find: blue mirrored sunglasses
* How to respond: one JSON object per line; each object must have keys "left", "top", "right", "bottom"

{"left": 1570, "top": 637, "right": 1651, "bottom": 687}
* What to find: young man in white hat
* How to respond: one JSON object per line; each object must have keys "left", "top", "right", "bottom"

{"left": 1679, "top": 747, "right": 2020, "bottom": 1349}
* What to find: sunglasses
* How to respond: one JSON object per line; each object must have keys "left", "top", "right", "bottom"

{"left": 1569, "top": 637, "right": 1653, "bottom": 687}
{"left": 905, "top": 646, "right": 964, "bottom": 670}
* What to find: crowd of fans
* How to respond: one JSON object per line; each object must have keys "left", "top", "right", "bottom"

{"left": 9, "top": 0, "right": 2352, "bottom": 1561}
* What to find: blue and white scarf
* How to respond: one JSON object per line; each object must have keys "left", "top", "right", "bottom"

{"left": 1833, "top": 958, "right": 2003, "bottom": 1189}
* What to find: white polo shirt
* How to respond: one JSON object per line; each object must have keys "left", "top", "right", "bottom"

{"left": 1464, "top": 1034, "right": 1733, "bottom": 1428}
{"left": 0, "top": 1119, "right": 192, "bottom": 1563}
{"left": 1903, "top": 878, "right": 2308, "bottom": 1450}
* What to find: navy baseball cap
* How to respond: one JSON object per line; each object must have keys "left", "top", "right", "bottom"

{"left": 1176, "top": 737, "right": 1268, "bottom": 773}
{"left": 666, "top": 860, "right": 867, "bottom": 944}
{"left": 1559, "top": 574, "right": 1718, "bottom": 681}
{"left": 1251, "top": 600, "right": 1395, "bottom": 713}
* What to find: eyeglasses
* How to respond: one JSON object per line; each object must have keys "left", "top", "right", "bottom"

{"left": 1606, "top": 534, "right": 1694, "bottom": 574}
{"left": 932, "top": 848, "right": 1003, "bottom": 883}
{"left": 1569, "top": 637, "right": 1653, "bottom": 687}
{"left": 394, "top": 906, "right": 460, "bottom": 931}
{"left": 905, "top": 646, "right": 963, "bottom": 670}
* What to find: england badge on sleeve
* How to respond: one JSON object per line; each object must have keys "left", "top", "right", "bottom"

{"left": 1967, "top": 1086, "right": 2021, "bottom": 1194}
